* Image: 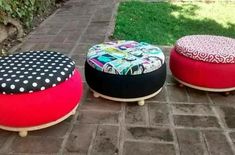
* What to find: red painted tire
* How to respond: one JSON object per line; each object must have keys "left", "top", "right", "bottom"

{"left": 170, "top": 48, "right": 235, "bottom": 89}
{"left": 0, "top": 69, "right": 83, "bottom": 127}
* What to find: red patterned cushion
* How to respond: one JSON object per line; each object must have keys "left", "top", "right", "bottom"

{"left": 175, "top": 35, "right": 235, "bottom": 63}
{"left": 170, "top": 49, "right": 235, "bottom": 89}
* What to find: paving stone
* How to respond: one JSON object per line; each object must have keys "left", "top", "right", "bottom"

{"left": 29, "top": 121, "right": 70, "bottom": 137}
{"left": 209, "top": 92, "right": 235, "bottom": 105}
{"left": 167, "top": 85, "right": 188, "bottom": 102}
{"left": 160, "top": 46, "right": 172, "bottom": 57}
{"left": 71, "top": 54, "right": 86, "bottom": 66}
{"left": 27, "top": 35, "right": 55, "bottom": 43}
{"left": 203, "top": 131, "right": 234, "bottom": 155}
{"left": 166, "top": 74, "right": 177, "bottom": 84}
{"left": 48, "top": 43, "right": 75, "bottom": 53}
{"left": 52, "top": 34, "right": 68, "bottom": 43}
{"left": 149, "top": 103, "right": 170, "bottom": 125}
{"left": 73, "top": 43, "right": 94, "bottom": 55}
{"left": 10, "top": 137, "right": 63, "bottom": 154}
{"left": 125, "top": 104, "right": 147, "bottom": 125}
{"left": 174, "top": 115, "right": 220, "bottom": 128}
{"left": 80, "top": 34, "right": 105, "bottom": 44}
{"left": 90, "top": 125, "right": 119, "bottom": 155}
{"left": 0, "top": 131, "right": 11, "bottom": 148}
{"left": 66, "top": 124, "right": 97, "bottom": 154}
{"left": 176, "top": 129, "right": 205, "bottom": 155}
{"left": 31, "top": 43, "right": 48, "bottom": 50}
{"left": 81, "top": 93, "right": 122, "bottom": 112}
{"left": 218, "top": 106, "right": 235, "bottom": 128}
{"left": 125, "top": 127, "right": 173, "bottom": 142}
{"left": 92, "top": 7, "right": 113, "bottom": 22}
{"left": 172, "top": 104, "right": 213, "bottom": 115}
{"left": 78, "top": 110, "right": 119, "bottom": 124}
{"left": 229, "top": 132, "right": 235, "bottom": 142}
{"left": 123, "top": 141, "right": 175, "bottom": 155}
{"left": 187, "top": 88, "right": 210, "bottom": 103}
{"left": 147, "top": 87, "right": 167, "bottom": 102}
{"left": 85, "top": 22, "right": 109, "bottom": 35}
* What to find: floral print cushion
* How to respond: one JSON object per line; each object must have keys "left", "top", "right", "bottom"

{"left": 175, "top": 35, "right": 235, "bottom": 63}
{"left": 87, "top": 41, "right": 165, "bottom": 75}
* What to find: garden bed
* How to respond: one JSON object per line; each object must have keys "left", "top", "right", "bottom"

{"left": 0, "top": 0, "right": 67, "bottom": 56}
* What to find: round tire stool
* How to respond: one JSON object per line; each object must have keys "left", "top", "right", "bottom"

{"left": 85, "top": 40, "right": 166, "bottom": 106}
{"left": 170, "top": 35, "right": 235, "bottom": 92}
{"left": 0, "top": 51, "right": 83, "bottom": 137}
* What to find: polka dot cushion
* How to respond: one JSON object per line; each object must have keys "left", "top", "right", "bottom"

{"left": 87, "top": 40, "right": 165, "bottom": 75}
{"left": 175, "top": 35, "right": 235, "bottom": 63}
{"left": 0, "top": 51, "right": 75, "bottom": 94}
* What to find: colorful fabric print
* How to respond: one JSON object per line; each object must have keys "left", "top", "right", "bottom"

{"left": 175, "top": 35, "right": 235, "bottom": 64}
{"left": 87, "top": 40, "right": 165, "bottom": 75}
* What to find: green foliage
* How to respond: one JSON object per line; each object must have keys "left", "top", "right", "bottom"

{"left": 0, "top": 0, "right": 57, "bottom": 28}
{"left": 114, "top": 1, "right": 235, "bottom": 45}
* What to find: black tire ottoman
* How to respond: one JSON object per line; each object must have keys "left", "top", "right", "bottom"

{"left": 85, "top": 41, "right": 166, "bottom": 105}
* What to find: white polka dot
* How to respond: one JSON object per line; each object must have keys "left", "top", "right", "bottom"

{"left": 8, "top": 70, "right": 13, "bottom": 73}
{"left": 11, "top": 75, "right": 16, "bottom": 77}
{"left": 1, "top": 83, "right": 6, "bottom": 87}
{"left": 40, "top": 73, "right": 45, "bottom": 75}
{"left": 59, "top": 64, "right": 63, "bottom": 66}
{"left": 45, "top": 79, "right": 50, "bottom": 83}
{"left": 0, "top": 70, "right": 5, "bottom": 72}
{"left": 49, "top": 74, "right": 53, "bottom": 77}
{"left": 19, "top": 87, "right": 25, "bottom": 92}
{"left": 28, "top": 76, "right": 33, "bottom": 79}
{"left": 56, "top": 67, "right": 60, "bottom": 69}
{"left": 57, "top": 77, "right": 61, "bottom": 82}
{"left": 52, "top": 84, "right": 56, "bottom": 87}
{"left": 36, "top": 77, "right": 41, "bottom": 80}
{"left": 32, "top": 82, "right": 37, "bottom": 87}
{"left": 15, "top": 79, "right": 20, "bottom": 82}
{"left": 32, "top": 72, "right": 37, "bottom": 75}
{"left": 29, "top": 90, "right": 33, "bottom": 93}
{"left": 6, "top": 78, "right": 11, "bottom": 81}
{"left": 64, "top": 68, "right": 68, "bottom": 71}
{"left": 10, "top": 85, "right": 15, "bottom": 89}
{"left": 41, "top": 87, "right": 45, "bottom": 90}
{"left": 61, "top": 71, "right": 65, "bottom": 75}
{"left": 23, "top": 80, "right": 28, "bottom": 84}
{"left": 3, "top": 74, "right": 8, "bottom": 77}
{"left": 19, "top": 75, "right": 24, "bottom": 78}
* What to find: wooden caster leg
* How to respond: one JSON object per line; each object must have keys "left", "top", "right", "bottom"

{"left": 138, "top": 100, "right": 145, "bottom": 106}
{"left": 19, "top": 131, "right": 28, "bottom": 137}
{"left": 93, "top": 92, "right": 100, "bottom": 98}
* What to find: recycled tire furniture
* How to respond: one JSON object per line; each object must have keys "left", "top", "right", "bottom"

{"left": 170, "top": 35, "right": 235, "bottom": 92}
{"left": 0, "top": 51, "right": 83, "bottom": 137}
{"left": 85, "top": 40, "right": 166, "bottom": 106}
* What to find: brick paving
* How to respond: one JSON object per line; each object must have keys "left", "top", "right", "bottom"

{"left": 1, "top": 0, "right": 235, "bottom": 155}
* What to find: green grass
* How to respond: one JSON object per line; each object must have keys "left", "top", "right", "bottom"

{"left": 113, "top": 1, "right": 235, "bottom": 45}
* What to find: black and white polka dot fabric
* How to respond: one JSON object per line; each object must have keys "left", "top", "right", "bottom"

{"left": 0, "top": 51, "right": 75, "bottom": 94}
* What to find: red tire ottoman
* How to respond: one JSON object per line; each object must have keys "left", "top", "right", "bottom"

{"left": 170, "top": 35, "right": 235, "bottom": 92}
{"left": 85, "top": 40, "right": 166, "bottom": 106}
{"left": 0, "top": 51, "right": 83, "bottom": 137}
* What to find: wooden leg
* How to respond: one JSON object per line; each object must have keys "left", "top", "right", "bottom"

{"left": 19, "top": 131, "right": 28, "bottom": 137}
{"left": 138, "top": 100, "right": 145, "bottom": 106}
{"left": 93, "top": 92, "right": 100, "bottom": 98}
